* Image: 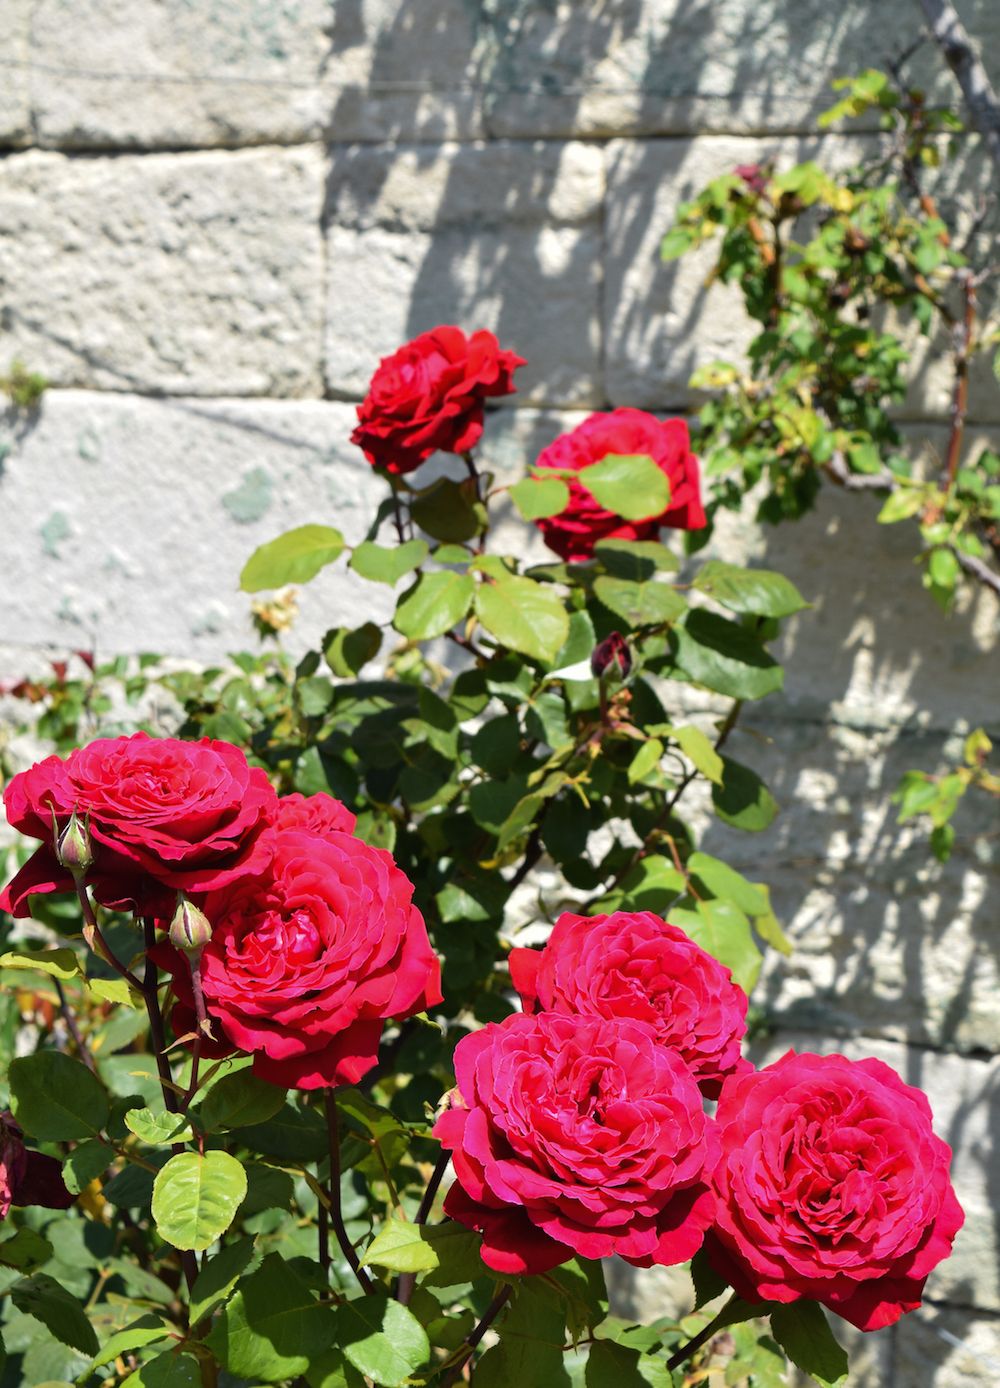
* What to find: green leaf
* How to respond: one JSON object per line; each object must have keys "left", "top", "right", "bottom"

{"left": 511, "top": 477, "right": 570, "bottom": 520}
{"left": 586, "top": 1340, "right": 672, "bottom": 1386}
{"left": 476, "top": 576, "right": 570, "bottom": 662}
{"left": 690, "top": 1246, "right": 728, "bottom": 1309}
{"left": 673, "top": 611, "right": 783, "bottom": 701}
{"left": 0, "top": 948, "right": 80, "bottom": 981}
{"left": 335, "top": 1289, "right": 431, "bottom": 1387}
{"left": 62, "top": 1139, "right": 110, "bottom": 1196}
{"left": 877, "top": 489, "right": 924, "bottom": 524}
{"left": 363, "top": 1220, "right": 483, "bottom": 1280}
{"left": 307, "top": 1347, "right": 367, "bottom": 1388}
{"left": 324, "top": 623, "right": 382, "bottom": 677}
{"left": 0, "top": 1228, "right": 54, "bottom": 1271}
{"left": 687, "top": 852, "right": 769, "bottom": 916}
{"left": 769, "top": 1302, "right": 848, "bottom": 1387}
{"left": 240, "top": 524, "right": 345, "bottom": 592}
{"left": 594, "top": 539, "right": 679, "bottom": 577}
{"left": 10, "top": 1051, "right": 109, "bottom": 1141}
{"left": 594, "top": 576, "right": 686, "bottom": 628}
{"left": 188, "top": 1238, "right": 258, "bottom": 1326}
{"left": 693, "top": 561, "right": 808, "bottom": 618}
{"left": 712, "top": 756, "right": 779, "bottom": 832}
{"left": 88, "top": 976, "right": 140, "bottom": 1007}
{"left": 627, "top": 739, "right": 663, "bottom": 785}
{"left": 671, "top": 724, "right": 723, "bottom": 783}
{"left": 240, "top": 1102, "right": 328, "bottom": 1163}
{"left": 122, "top": 1350, "right": 202, "bottom": 1386}
{"left": 91, "top": 1315, "right": 171, "bottom": 1370}
{"left": 206, "top": 1254, "right": 336, "bottom": 1382}
{"left": 395, "top": 571, "right": 475, "bottom": 640}
{"left": 151, "top": 1151, "right": 248, "bottom": 1252}
{"left": 577, "top": 454, "right": 671, "bottom": 520}
{"left": 199, "top": 1071, "right": 287, "bottom": 1132}
{"left": 11, "top": 1273, "right": 98, "bottom": 1355}
{"left": 476, "top": 1340, "right": 571, "bottom": 1388}
{"left": 124, "top": 1107, "right": 194, "bottom": 1146}
{"left": 411, "top": 477, "right": 486, "bottom": 542}
{"left": 679, "top": 901, "right": 761, "bottom": 993}
{"left": 349, "top": 539, "right": 428, "bottom": 586}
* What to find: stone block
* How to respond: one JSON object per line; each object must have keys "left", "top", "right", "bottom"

{"left": 0, "top": 148, "right": 325, "bottom": 395}
{"left": 603, "top": 134, "right": 1000, "bottom": 420}
{"left": 0, "top": 391, "right": 390, "bottom": 661}
{"left": 29, "top": 0, "right": 331, "bottom": 148}
{"left": 479, "top": 0, "right": 1000, "bottom": 139}
{"left": 325, "top": 142, "right": 604, "bottom": 406}
{"left": 1, "top": 0, "right": 31, "bottom": 144}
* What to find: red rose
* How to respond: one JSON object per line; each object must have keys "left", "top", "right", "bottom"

{"left": 534, "top": 409, "right": 706, "bottom": 561}
{"left": 272, "top": 792, "right": 356, "bottom": 837}
{"left": 510, "top": 910, "right": 749, "bottom": 1098}
{"left": 707, "top": 1051, "right": 964, "bottom": 1331}
{"left": 434, "top": 1012, "right": 718, "bottom": 1276}
{"left": 165, "top": 828, "right": 441, "bottom": 1089}
{"left": 1, "top": 733, "right": 277, "bottom": 918}
{"left": 0, "top": 1113, "right": 73, "bottom": 1217}
{"left": 351, "top": 325, "right": 526, "bottom": 475}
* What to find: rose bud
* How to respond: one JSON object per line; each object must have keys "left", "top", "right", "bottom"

{"left": 591, "top": 632, "right": 632, "bottom": 684}
{"left": 55, "top": 811, "right": 93, "bottom": 876}
{"left": 169, "top": 895, "right": 213, "bottom": 954}
{"left": 735, "top": 163, "right": 768, "bottom": 195}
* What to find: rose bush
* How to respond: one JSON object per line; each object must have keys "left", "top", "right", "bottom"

{"left": 534, "top": 407, "right": 706, "bottom": 560}
{"left": 707, "top": 1050, "right": 965, "bottom": 1330}
{"left": 0, "top": 731, "right": 276, "bottom": 916}
{"left": 434, "top": 1011, "right": 718, "bottom": 1275}
{"left": 161, "top": 824, "right": 441, "bottom": 1088}
{"left": 509, "top": 909, "right": 749, "bottom": 1096}
{"left": 350, "top": 324, "right": 525, "bottom": 475}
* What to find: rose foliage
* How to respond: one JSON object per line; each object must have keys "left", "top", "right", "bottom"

{"left": 0, "top": 317, "right": 961, "bottom": 1388}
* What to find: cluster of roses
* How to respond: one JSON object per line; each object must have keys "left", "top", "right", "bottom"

{"left": 434, "top": 910, "right": 964, "bottom": 1334}
{"left": 349, "top": 323, "right": 706, "bottom": 557}
{"left": 1, "top": 732, "right": 441, "bottom": 1089}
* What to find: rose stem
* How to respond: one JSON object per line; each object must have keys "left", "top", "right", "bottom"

{"left": 74, "top": 879, "right": 143, "bottom": 990}
{"left": 180, "top": 953, "right": 209, "bottom": 1109}
{"left": 53, "top": 975, "right": 97, "bottom": 1074}
{"left": 663, "top": 1293, "right": 741, "bottom": 1373}
{"left": 324, "top": 1091, "right": 375, "bottom": 1294}
{"left": 141, "top": 917, "right": 199, "bottom": 1295}
{"left": 396, "top": 1147, "right": 451, "bottom": 1305}
{"left": 441, "top": 1283, "right": 512, "bottom": 1385}
{"left": 317, "top": 1200, "right": 330, "bottom": 1277}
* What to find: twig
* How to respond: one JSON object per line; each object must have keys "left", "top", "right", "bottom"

{"left": 397, "top": 1148, "right": 452, "bottom": 1306}
{"left": 324, "top": 1092, "right": 375, "bottom": 1295}
{"left": 917, "top": 0, "right": 1000, "bottom": 174}
{"left": 943, "top": 270, "right": 977, "bottom": 492}
{"left": 53, "top": 975, "right": 97, "bottom": 1074}
{"left": 75, "top": 880, "right": 143, "bottom": 990}
{"left": 664, "top": 1294, "right": 741, "bottom": 1373}
{"left": 953, "top": 545, "right": 1000, "bottom": 595}
{"left": 441, "top": 1284, "right": 512, "bottom": 1385}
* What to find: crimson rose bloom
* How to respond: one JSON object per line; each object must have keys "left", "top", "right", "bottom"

{"left": 272, "top": 791, "right": 356, "bottom": 837}
{"left": 535, "top": 409, "right": 706, "bottom": 561}
{"left": 0, "top": 733, "right": 276, "bottom": 917}
{"left": 351, "top": 325, "right": 526, "bottom": 475}
{"left": 0, "top": 1113, "right": 73, "bottom": 1217}
{"left": 509, "top": 910, "right": 749, "bottom": 1097}
{"left": 707, "top": 1051, "right": 964, "bottom": 1331}
{"left": 165, "top": 828, "right": 441, "bottom": 1089}
{"left": 434, "top": 1012, "right": 718, "bottom": 1276}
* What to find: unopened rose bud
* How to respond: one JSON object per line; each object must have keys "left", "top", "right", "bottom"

{"left": 168, "top": 895, "right": 213, "bottom": 954}
{"left": 591, "top": 632, "right": 632, "bottom": 684}
{"left": 735, "top": 162, "right": 767, "bottom": 195}
{"left": 55, "top": 812, "right": 92, "bottom": 876}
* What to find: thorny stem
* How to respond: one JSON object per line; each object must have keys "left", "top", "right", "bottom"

{"left": 180, "top": 951, "right": 210, "bottom": 1109}
{"left": 441, "top": 1284, "right": 513, "bottom": 1385}
{"left": 74, "top": 879, "right": 142, "bottom": 991}
{"left": 324, "top": 1092, "right": 375, "bottom": 1295}
{"left": 53, "top": 975, "right": 97, "bottom": 1074}
{"left": 664, "top": 1294, "right": 741, "bottom": 1373}
{"left": 397, "top": 1148, "right": 452, "bottom": 1305}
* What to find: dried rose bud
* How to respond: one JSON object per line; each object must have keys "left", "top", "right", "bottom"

{"left": 55, "top": 811, "right": 92, "bottom": 876}
{"left": 168, "top": 895, "right": 213, "bottom": 954}
{"left": 591, "top": 632, "right": 632, "bottom": 684}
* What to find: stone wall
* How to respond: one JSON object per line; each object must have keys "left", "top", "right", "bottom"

{"left": 1, "top": 5, "right": 998, "bottom": 1384}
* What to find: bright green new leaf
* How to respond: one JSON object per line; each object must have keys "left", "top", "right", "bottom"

{"left": 510, "top": 477, "right": 570, "bottom": 520}
{"left": 877, "top": 488, "right": 924, "bottom": 524}
{"left": 240, "top": 524, "right": 345, "bottom": 592}
{"left": 770, "top": 1302, "right": 849, "bottom": 1387}
{"left": 627, "top": 739, "right": 663, "bottom": 785}
{"left": 151, "top": 1151, "right": 248, "bottom": 1252}
{"left": 394, "top": 571, "right": 475, "bottom": 640}
{"left": 349, "top": 539, "right": 428, "bottom": 586}
{"left": 693, "top": 560, "right": 808, "bottom": 618}
{"left": 124, "top": 1107, "right": 194, "bottom": 1146}
{"left": 476, "top": 576, "right": 570, "bottom": 662}
{"left": 335, "top": 1289, "right": 430, "bottom": 1387}
{"left": 10, "top": 1051, "right": 109, "bottom": 1142}
{"left": 577, "top": 454, "right": 671, "bottom": 520}
{"left": 687, "top": 852, "right": 769, "bottom": 916}
{"left": 363, "top": 1220, "right": 483, "bottom": 1279}
{"left": 677, "top": 901, "right": 762, "bottom": 993}
{"left": 671, "top": 724, "right": 724, "bottom": 783}
{"left": 0, "top": 948, "right": 80, "bottom": 981}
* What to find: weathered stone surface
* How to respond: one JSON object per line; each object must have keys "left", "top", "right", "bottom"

{"left": 0, "top": 392, "right": 389, "bottom": 660}
{"left": 479, "top": 0, "right": 1000, "bottom": 139}
{"left": 603, "top": 134, "right": 1000, "bottom": 419}
{"left": 0, "top": 148, "right": 325, "bottom": 395}
{"left": 325, "top": 142, "right": 604, "bottom": 405}
{"left": 29, "top": 0, "right": 331, "bottom": 149}
{"left": 1, "top": 0, "right": 31, "bottom": 144}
